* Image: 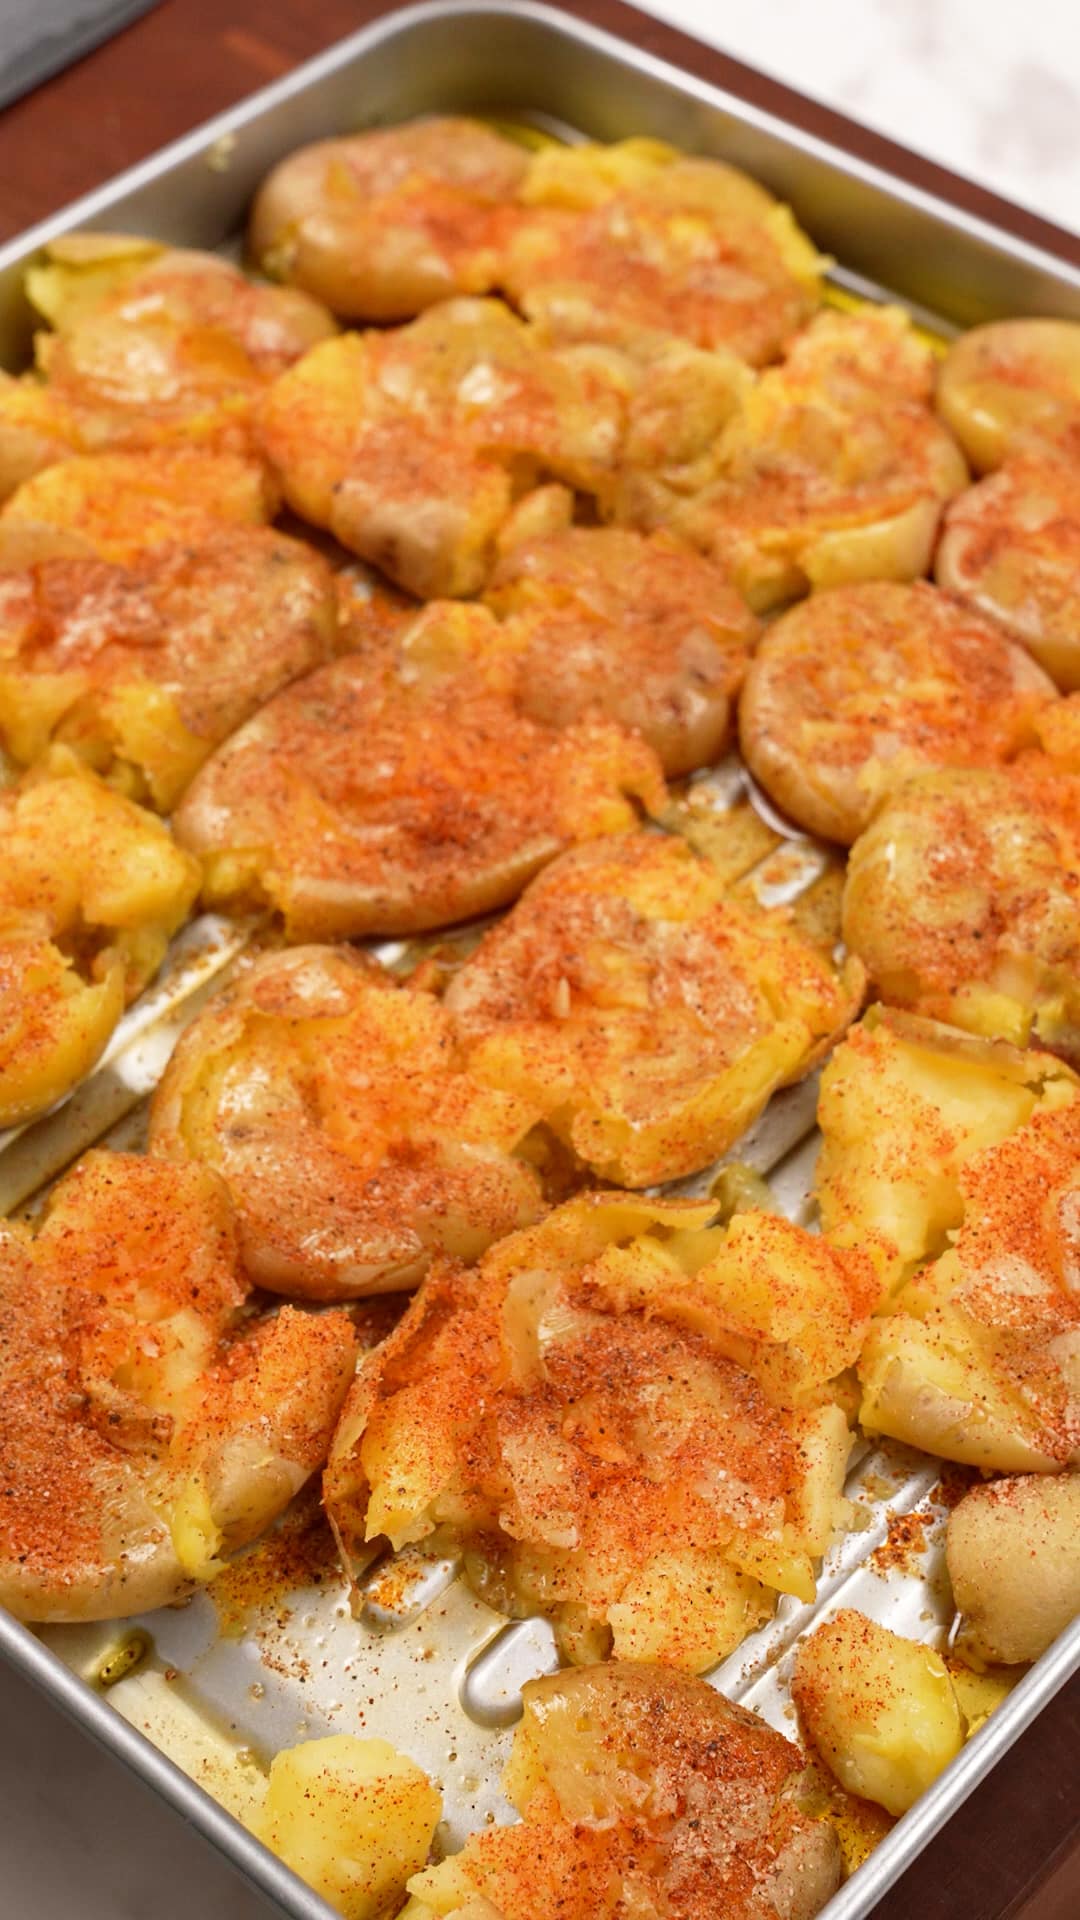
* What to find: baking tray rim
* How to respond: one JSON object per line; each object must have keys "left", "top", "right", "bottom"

{"left": 0, "top": 5, "right": 1078, "bottom": 1918}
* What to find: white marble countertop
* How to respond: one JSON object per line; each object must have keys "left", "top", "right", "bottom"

{"left": 4, "top": 4, "right": 1077, "bottom": 1919}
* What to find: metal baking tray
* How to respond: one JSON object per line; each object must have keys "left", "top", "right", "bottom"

{"left": 2, "top": 5, "right": 1079, "bottom": 1918}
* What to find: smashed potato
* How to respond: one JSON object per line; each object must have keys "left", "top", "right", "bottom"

{"left": 0, "top": 447, "right": 277, "bottom": 567}
{"left": 0, "top": 1152, "right": 355, "bottom": 1621}
{"left": 738, "top": 581, "right": 1056, "bottom": 843}
{"left": 621, "top": 306, "right": 968, "bottom": 612}
{"left": 485, "top": 511, "right": 759, "bottom": 775}
{"left": 254, "top": 1734, "right": 441, "bottom": 1920}
{"left": 935, "top": 454, "right": 1080, "bottom": 690}
{"left": 859, "top": 1098, "right": 1080, "bottom": 1471}
{"left": 842, "top": 764, "right": 1080, "bottom": 1057}
{"left": 150, "top": 944, "right": 542, "bottom": 1300}
{"left": 936, "top": 318, "right": 1080, "bottom": 471}
{"left": 327, "top": 1193, "right": 866, "bottom": 1670}
{"left": 0, "top": 751, "right": 200, "bottom": 1126}
{"left": 0, "top": 525, "right": 337, "bottom": 807}
{"left": 947, "top": 1472, "right": 1080, "bottom": 1666}
{"left": 249, "top": 116, "right": 529, "bottom": 321}
{"left": 408, "top": 1664, "right": 840, "bottom": 1920}
{"left": 28, "top": 237, "right": 334, "bottom": 456}
{"left": 816, "top": 1007, "right": 1079, "bottom": 1291}
{"left": 445, "top": 830, "right": 864, "bottom": 1186}
{"left": 175, "top": 603, "right": 664, "bottom": 940}
{"left": 256, "top": 300, "right": 631, "bottom": 598}
{"left": 0, "top": 369, "right": 86, "bottom": 503}
{"left": 793, "top": 1611, "right": 963, "bottom": 1816}
{"left": 503, "top": 136, "right": 824, "bottom": 364}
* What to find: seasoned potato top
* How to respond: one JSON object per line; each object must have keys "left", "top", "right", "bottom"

{"left": 328, "top": 1192, "right": 866, "bottom": 1670}
{"left": 738, "top": 580, "right": 1056, "bottom": 844}
{"left": 843, "top": 763, "right": 1080, "bottom": 1058}
{"left": 0, "top": 525, "right": 337, "bottom": 807}
{"left": 621, "top": 307, "right": 968, "bottom": 612}
{"left": 150, "top": 944, "right": 543, "bottom": 1300}
{"left": 174, "top": 604, "right": 665, "bottom": 940}
{"left": 249, "top": 117, "right": 530, "bottom": 321}
{"left": 936, "top": 317, "right": 1080, "bottom": 471}
{"left": 0, "top": 1152, "right": 356, "bottom": 1623}
{"left": 257, "top": 301, "right": 633, "bottom": 598}
{"left": 503, "top": 137, "right": 824, "bottom": 365}
{"left": 935, "top": 453, "right": 1080, "bottom": 691}
{"left": 0, "top": 752, "right": 200, "bottom": 1127}
{"left": 485, "top": 516, "right": 759, "bottom": 776}
{"left": 445, "top": 830, "right": 863, "bottom": 1186}
{"left": 28, "top": 239, "right": 335, "bottom": 453}
{"left": 0, "top": 447, "right": 278, "bottom": 567}
{"left": 409, "top": 1663, "right": 840, "bottom": 1920}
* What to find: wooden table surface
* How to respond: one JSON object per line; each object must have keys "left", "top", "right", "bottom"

{"left": 0, "top": 1, "right": 1077, "bottom": 1916}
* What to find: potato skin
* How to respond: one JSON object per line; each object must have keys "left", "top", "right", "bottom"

{"left": 936, "top": 318, "right": 1080, "bottom": 472}
{"left": 946, "top": 1472, "right": 1080, "bottom": 1666}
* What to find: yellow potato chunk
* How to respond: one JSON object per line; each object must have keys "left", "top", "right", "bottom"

{"left": 620, "top": 306, "right": 968, "bottom": 612}
{"left": 28, "top": 237, "right": 334, "bottom": 459}
{"left": 946, "top": 1472, "right": 1080, "bottom": 1666}
{"left": 0, "top": 1152, "right": 356, "bottom": 1621}
{"left": 256, "top": 301, "right": 632, "bottom": 598}
{"left": 858, "top": 1100, "right": 1080, "bottom": 1471}
{"left": 174, "top": 603, "right": 665, "bottom": 940}
{"left": 409, "top": 1663, "right": 840, "bottom": 1920}
{"left": 445, "top": 830, "right": 864, "bottom": 1186}
{"left": 150, "top": 944, "right": 542, "bottom": 1300}
{"left": 249, "top": 117, "right": 529, "bottom": 321}
{"left": 816, "top": 1007, "right": 1079, "bottom": 1290}
{"left": 484, "top": 515, "right": 759, "bottom": 776}
{"left": 504, "top": 137, "right": 824, "bottom": 365}
{"left": 254, "top": 1735, "right": 441, "bottom": 1920}
{"left": 0, "top": 525, "right": 337, "bottom": 807}
{"left": 326, "top": 1193, "right": 862, "bottom": 1670}
{"left": 935, "top": 454, "right": 1080, "bottom": 691}
{"left": 842, "top": 764, "right": 1080, "bottom": 1058}
{"left": 0, "top": 370, "right": 85, "bottom": 504}
{"left": 0, "top": 447, "right": 277, "bottom": 567}
{"left": 0, "top": 751, "right": 200, "bottom": 1125}
{"left": 738, "top": 581, "right": 1055, "bottom": 844}
{"left": 793, "top": 1610, "right": 964, "bottom": 1816}
{"left": 936, "top": 318, "right": 1080, "bottom": 471}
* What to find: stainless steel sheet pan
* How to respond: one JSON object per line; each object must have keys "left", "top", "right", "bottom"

{"left": 2, "top": 6, "right": 1079, "bottom": 1918}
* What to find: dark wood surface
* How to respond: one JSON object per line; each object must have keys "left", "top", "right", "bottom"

{"left": 0, "top": 2, "right": 1077, "bottom": 1915}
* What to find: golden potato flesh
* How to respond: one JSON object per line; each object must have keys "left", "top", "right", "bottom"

{"left": 935, "top": 455, "right": 1080, "bottom": 691}
{"left": 793, "top": 1611, "right": 963, "bottom": 1816}
{"left": 254, "top": 1734, "right": 442, "bottom": 1920}
{"left": 0, "top": 447, "right": 277, "bottom": 568}
{"left": 256, "top": 301, "right": 632, "bottom": 598}
{"left": 843, "top": 764, "right": 1080, "bottom": 1058}
{"left": 0, "top": 370, "right": 85, "bottom": 503}
{"left": 174, "top": 603, "right": 665, "bottom": 940}
{"left": 0, "top": 1151, "right": 356, "bottom": 1622}
{"left": 249, "top": 116, "right": 530, "bottom": 321}
{"left": 409, "top": 1663, "right": 840, "bottom": 1920}
{"left": 859, "top": 1099, "right": 1080, "bottom": 1472}
{"left": 326, "top": 1193, "right": 862, "bottom": 1670}
{"left": 816, "top": 1007, "right": 1079, "bottom": 1290}
{"left": 29, "top": 239, "right": 335, "bottom": 458}
{"left": 503, "top": 137, "right": 824, "bottom": 365}
{"left": 0, "top": 525, "right": 337, "bottom": 808}
{"left": 484, "top": 517, "right": 759, "bottom": 776}
{"left": 620, "top": 307, "right": 968, "bottom": 613}
{"left": 0, "top": 752, "right": 200, "bottom": 1126}
{"left": 445, "top": 830, "right": 864, "bottom": 1186}
{"left": 936, "top": 318, "right": 1080, "bottom": 471}
{"left": 946, "top": 1472, "right": 1080, "bottom": 1666}
{"left": 738, "top": 581, "right": 1056, "bottom": 844}
{"left": 150, "top": 944, "right": 542, "bottom": 1300}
